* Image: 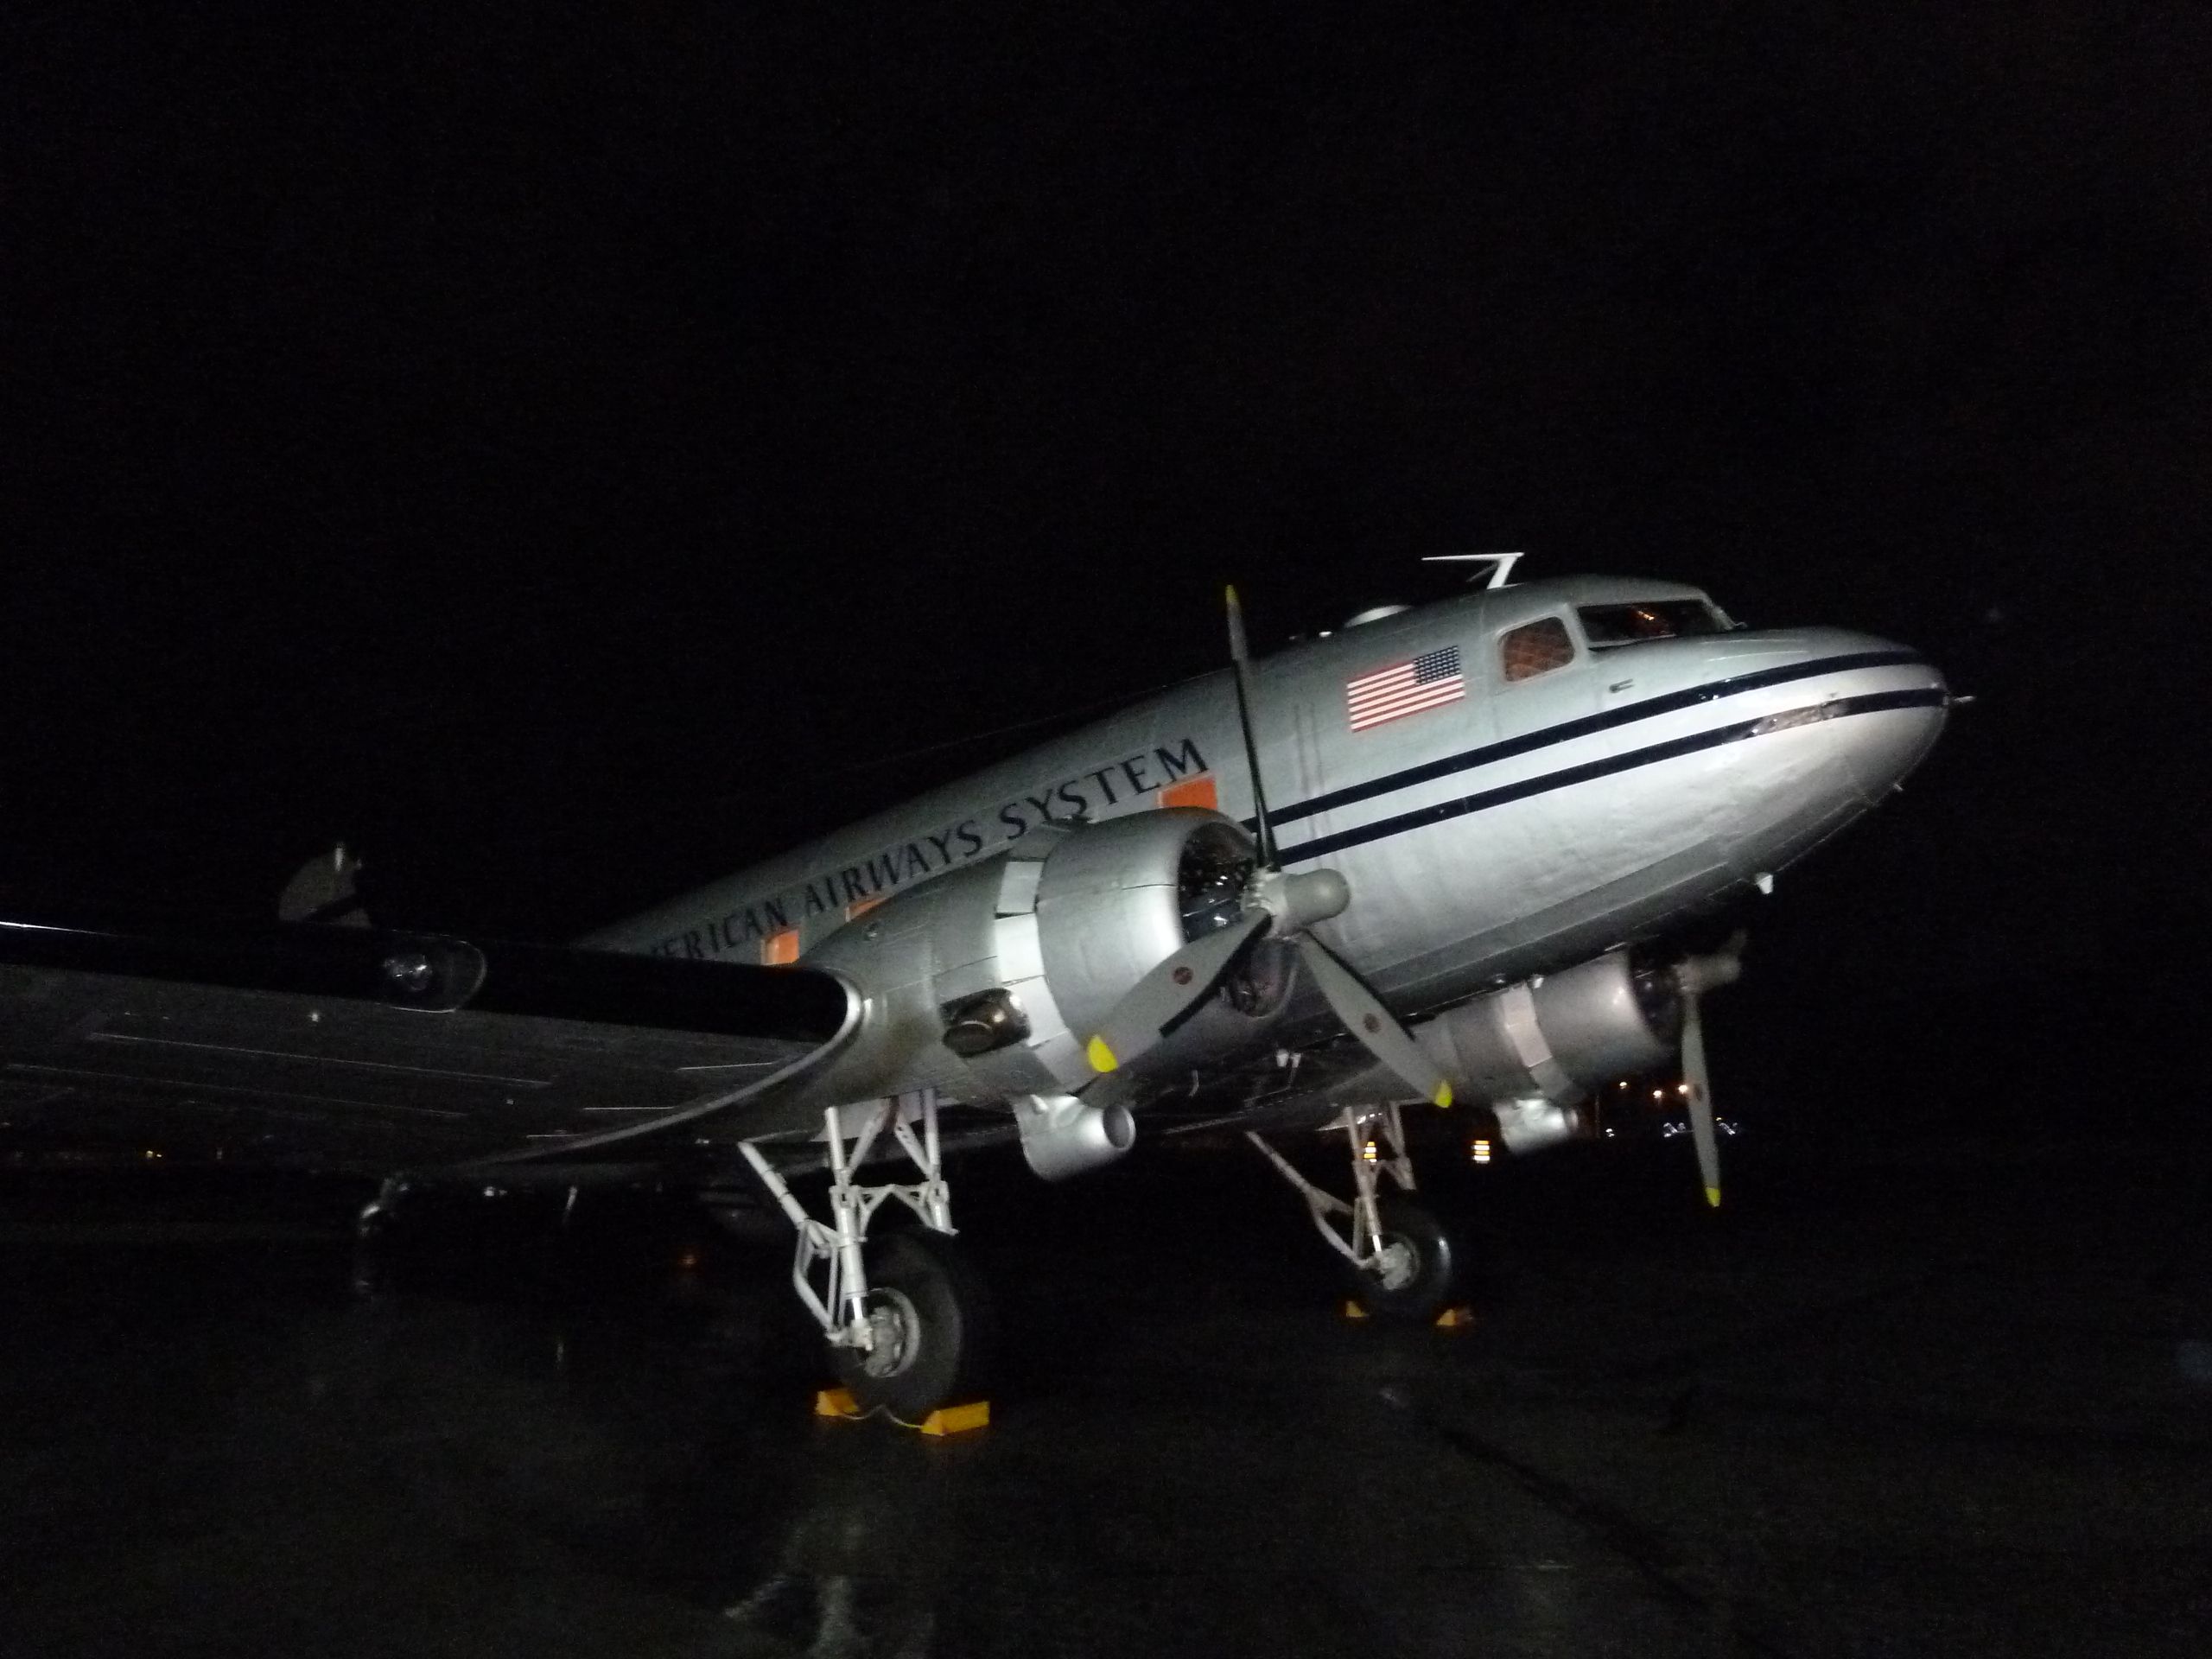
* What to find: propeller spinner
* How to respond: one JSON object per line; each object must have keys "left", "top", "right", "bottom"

{"left": 1084, "top": 588, "right": 1453, "bottom": 1110}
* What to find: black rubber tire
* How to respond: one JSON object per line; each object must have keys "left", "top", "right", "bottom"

{"left": 830, "top": 1229, "right": 996, "bottom": 1420}
{"left": 1346, "top": 1195, "right": 1461, "bottom": 1324}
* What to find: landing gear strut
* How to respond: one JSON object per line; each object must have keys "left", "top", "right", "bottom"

{"left": 1249, "top": 1104, "right": 1462, "bottom": 1322}
{"left": 351, "top": 1173, "right": 406, "bottom": 1298}
{"left": 740, "top": 1090, "right": 994, "bottom": 1419}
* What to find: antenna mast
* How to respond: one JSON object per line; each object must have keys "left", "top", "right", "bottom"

{"left": 1421, "top": 551, "right": 1525, "bottom": 589}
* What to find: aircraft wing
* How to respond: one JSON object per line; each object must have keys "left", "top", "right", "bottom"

{"left": 0, "top": 918, "right": 856, "bottom": 1173}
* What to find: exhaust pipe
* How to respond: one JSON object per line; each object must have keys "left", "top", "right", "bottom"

{"left": 1017, "top": 1093, "right": 1136, "bottom": 1181}
{"left": 1492, "top": 1096, "right": 1585, "bottom": 1154}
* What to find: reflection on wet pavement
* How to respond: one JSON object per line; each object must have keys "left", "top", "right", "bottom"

{"left": 3, "top": 1137, "right": 2211, "bottom": 1657}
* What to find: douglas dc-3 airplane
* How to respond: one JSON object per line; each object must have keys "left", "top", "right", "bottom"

{"left": 0, "top": 567, "right": 1948, "bottom": 1419}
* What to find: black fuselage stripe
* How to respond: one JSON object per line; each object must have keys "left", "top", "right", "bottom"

{"left": 1274, "top": 686, "right": 1946, "bottom": 864}
{"left": 1261, "top": 648, "right": 1925, "bottom": 830}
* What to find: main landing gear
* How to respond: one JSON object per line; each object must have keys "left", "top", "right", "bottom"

{"left": 739, "top": 1090, "right": 994, "bottom": 1421}
{"left": 351, "top": 1173, "right": 408, "bottom": 1298}
{"left": 1248, "top": 1103, "right": 1464, "bottom": 1323}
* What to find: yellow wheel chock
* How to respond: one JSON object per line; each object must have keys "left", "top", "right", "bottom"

{"left": 812, "top": 1387, "right": 991, "bottom": 1435}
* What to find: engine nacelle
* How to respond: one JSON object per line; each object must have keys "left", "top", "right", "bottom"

{"left": 789, "top": 808, "right": 1268, "bottom": 1123}
{"left": 1413, "top": 948, "right": 1680, "bottom": 1109}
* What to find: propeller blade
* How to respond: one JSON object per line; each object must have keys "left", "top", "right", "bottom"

{"left": 1671, "top": 929, "right": 1743, "bottom": 1208}
{"left": 1224, "top": 585, "right": 1278, "bottom": 868}
{"left": 1681, "top": 993, "right": 1722, "bottom": 1208}
{"left": 1085, "top": 912, "right": 1271, "bottom": 1074}
{"left": 1297, "top": 935, "right": 1454, "bottom": 1108}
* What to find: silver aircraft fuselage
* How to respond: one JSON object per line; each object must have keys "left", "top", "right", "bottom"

{"left": 586, "top": 575, "right": 1945, "bottom": 1039}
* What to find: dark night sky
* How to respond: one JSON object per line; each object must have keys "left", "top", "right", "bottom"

{"left": 3, "top": 4, "right": 2204, "bottom": 1104}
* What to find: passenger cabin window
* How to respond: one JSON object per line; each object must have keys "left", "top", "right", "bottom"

{"left": 1577, "top": 601, "right": 1725, "bottom": 647}
{"left": 1500, "top": 617, "right": 1575, "bottom": 683}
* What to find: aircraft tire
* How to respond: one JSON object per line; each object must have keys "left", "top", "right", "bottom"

{"left": 830, "top": 1228, "right": 996, "bottom": 1421}
{"left": 1347, "top": 1195, "right": 1460, "bottom": 1323}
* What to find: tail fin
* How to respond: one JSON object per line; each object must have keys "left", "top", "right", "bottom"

{"left": 278, "top": 842, "right": 371, "bottom": 927}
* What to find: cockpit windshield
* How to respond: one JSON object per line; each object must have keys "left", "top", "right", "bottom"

{"left": 1576, "top": 601, "right": 1727, "bottom": 647}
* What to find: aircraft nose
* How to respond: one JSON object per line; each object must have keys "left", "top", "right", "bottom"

{"left": 1707, "top": 626, "right": 1950, "bottom": 880}
{"left": 1820, "top": 632, "right": 1949, "bottom": 803}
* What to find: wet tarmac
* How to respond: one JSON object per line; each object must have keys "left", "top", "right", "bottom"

{"left": 3, "top": 1133, "right": 2210, "bottom": 1658}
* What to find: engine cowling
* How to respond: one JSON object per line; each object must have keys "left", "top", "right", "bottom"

{"left": 1317, "top": 949, "right": 1680, "bottom": 1150}
{"left": 1415, "top": 949, "right": 1681, "bottom": 1108}
{"left": 788, "top": 809, "right": 1273, "bottom": 1142}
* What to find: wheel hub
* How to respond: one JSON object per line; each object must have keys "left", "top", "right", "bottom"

{"left": 855, "top": 1287, "right": 920, "bottom": 1378}
{"left": 1370, "top": 1236, "right": 1419, "bottom": 1293}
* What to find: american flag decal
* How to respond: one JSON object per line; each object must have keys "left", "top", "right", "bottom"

{"left": 1346, "top": 645, "right": 1465, "bottom": 731}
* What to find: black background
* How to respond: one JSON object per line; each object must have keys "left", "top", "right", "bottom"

{"left": 4, "top": 4, "right": 2202, "bottom": 1131}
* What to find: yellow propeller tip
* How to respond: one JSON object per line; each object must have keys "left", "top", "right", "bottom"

{"left": 1085, "top": 1035, "right": 1119, "bottom": 1074}
{"left": 1704, "top": 1186, "right": 1722, "bottom": 1209}
{"left": 1431, "top": 1083, "right": 1453, "bottom": 1109}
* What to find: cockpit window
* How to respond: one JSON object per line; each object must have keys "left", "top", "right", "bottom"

{"left": 1499, "top": 617, "right": 1575, "bottom": 683}
{"left": 1576, "top": 601, "right": 1726, "bottom": 647}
